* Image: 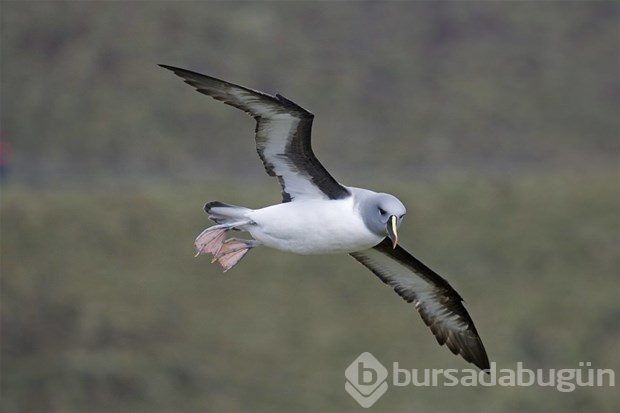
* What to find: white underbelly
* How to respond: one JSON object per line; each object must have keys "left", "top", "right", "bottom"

{"left": 246, "top": 198, "right": 383, "bottom": 254}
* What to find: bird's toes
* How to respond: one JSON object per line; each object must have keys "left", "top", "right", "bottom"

{"left": 216, "top": 248, "right": 250, "bottom": 272}
{"left": 211, "top": 238, "right": 258, "bottom": 271}
{"left": 194, "top": 227, "right": 227, "bottom": 257}
{"left": 212, "top": 238, "right": 247, "bottom": 258}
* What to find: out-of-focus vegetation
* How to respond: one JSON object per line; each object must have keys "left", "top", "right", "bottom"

{"left": 2, "top": 173, "right": 619, "bottom": 412}
{"left": 1, "top": 1, "right": 618, "bottom": 182}
{"left": 1, "top": 1, "right": 619, "bottom": 412}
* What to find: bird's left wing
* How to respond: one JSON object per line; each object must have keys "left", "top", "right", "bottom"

{"left": 159, "top": 65, "right": 349, "bottom": 202}
{"left": 350, "top": 239, "right": 490, "bottom": 370}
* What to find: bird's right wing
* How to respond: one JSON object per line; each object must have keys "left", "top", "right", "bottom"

{"left": 350, "top": 239, "right": 490, "bottom": 370}
{"left": 159, "top": 65, "right": 349, "bottom": 202}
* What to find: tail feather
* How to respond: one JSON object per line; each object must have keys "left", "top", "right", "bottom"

{"left": 204, "top": 201, "right": 251, "bottom": 225}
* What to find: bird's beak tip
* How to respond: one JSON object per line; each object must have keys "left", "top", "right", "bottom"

{"left": 387, "top": 215, "right": 399, "bottom": 249}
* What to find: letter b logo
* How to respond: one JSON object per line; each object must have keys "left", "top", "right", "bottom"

{"left": 359, "top": 361, "right": 378, "bottom": 385}
{"left": 345, "top": 352, "right": 388, "bottom": 408}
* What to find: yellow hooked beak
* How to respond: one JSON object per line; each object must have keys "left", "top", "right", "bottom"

{"left": 386, "top": 215, "right": 399, "bottom": 249}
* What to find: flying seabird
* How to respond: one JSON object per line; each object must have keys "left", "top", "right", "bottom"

{"left": 160, "top": 64, "right": 490, "bottom": 371}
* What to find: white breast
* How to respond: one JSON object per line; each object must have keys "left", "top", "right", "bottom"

{"left": 246, "top": 196, "right": 383, "bottom": 254}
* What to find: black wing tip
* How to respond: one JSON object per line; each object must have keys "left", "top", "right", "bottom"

{"left": 158, "top": 63, "right": 179, "bottom": 72}
{"left": 458, "top": 337, "right": 490, "bottom": 372}
{"left": 158, "top": 64, "right": 203, "bottom": 80}
{"left": 432, "top": 319, "right": 488, "bottom": 370}
{"left": 158, "top": 64, "right": 200, "bottom": 78}
{"left": 471, "top": 345, "right": 491, "bottom": 372}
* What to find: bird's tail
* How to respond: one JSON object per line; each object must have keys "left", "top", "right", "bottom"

{"left": 204, "top": 201, "right": 252, "bottom": 225}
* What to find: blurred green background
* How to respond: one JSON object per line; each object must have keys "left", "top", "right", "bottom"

{"left": 1, "top": 1, "right": 619, "bottom": 412}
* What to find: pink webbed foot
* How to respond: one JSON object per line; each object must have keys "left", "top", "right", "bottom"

{"left": 212, "top": 238, "right": 260, "bottom": 272}
{"left": 194, "top": 226, "right": 227, "bottom": 257}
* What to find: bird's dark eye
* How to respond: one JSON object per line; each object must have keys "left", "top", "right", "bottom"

{"left": 378, "top": 208, "right": 386, "bottom": 215}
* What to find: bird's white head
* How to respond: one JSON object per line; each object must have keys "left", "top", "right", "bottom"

{"left": 361, "top": 193, "right": 406, "bottom": 248}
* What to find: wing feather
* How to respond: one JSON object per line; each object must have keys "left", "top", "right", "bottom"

{"left": 159, "top": 65, "right": 349, "bottom": 202}
{"left": 350, "top": 239, "right": 490, "bottom": 370}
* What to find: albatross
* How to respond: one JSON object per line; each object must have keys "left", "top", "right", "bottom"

{"left": 160, "top": 64, "right": 490, "bottom": 371}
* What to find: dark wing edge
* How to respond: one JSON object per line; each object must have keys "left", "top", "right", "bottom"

{"left": 350, "top": 239, "right": 490, "bottom": 371}
{"left": 158, "top": 64, "right": 349, "bottom": 202}
{"left": 159, "top": 64, "right": 309, "bottom": 117}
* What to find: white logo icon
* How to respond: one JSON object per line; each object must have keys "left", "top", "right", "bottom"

{"left": 345, "top": 352, "right": 388, "bottom": 408}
